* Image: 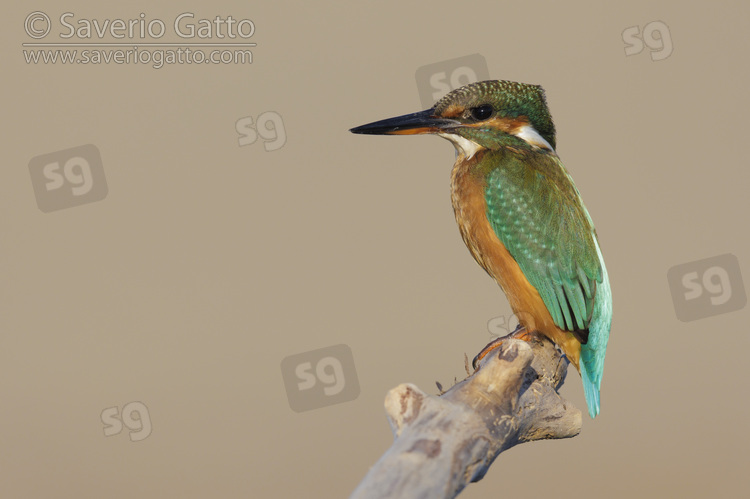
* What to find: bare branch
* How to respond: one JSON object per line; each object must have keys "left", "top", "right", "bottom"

{"left": 351, "top": 333, "right": 582, "bottom": 499}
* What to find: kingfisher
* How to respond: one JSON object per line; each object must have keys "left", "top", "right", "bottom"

{"left": 350, "top": 80, "right": 612, "bottom": 418}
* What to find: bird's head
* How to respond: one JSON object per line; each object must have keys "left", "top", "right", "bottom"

{"left": 350, "top": 80, "right": 556, "bottom": 159}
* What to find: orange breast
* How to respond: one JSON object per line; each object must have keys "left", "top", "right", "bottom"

{"left": 450, "top": 153, "right": 581, "bottom": 368}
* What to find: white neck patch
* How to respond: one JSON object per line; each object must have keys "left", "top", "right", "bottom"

{"left": 514, "top": 125, "right": 555, "bottom": 152}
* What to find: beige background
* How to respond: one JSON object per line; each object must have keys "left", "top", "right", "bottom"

{"left": 2, "top": 1, "right": 749, "bottom": 497}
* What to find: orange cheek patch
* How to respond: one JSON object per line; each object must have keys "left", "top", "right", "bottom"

{"left": 469, "top": 116, "right": 530, "bottom": 134}
{"left": 440, "top": 105, "right": 465, "bottom": 118}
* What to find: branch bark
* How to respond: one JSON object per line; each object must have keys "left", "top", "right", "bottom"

{"left": 350, "top": 332, "right": 582, "bottom": 499}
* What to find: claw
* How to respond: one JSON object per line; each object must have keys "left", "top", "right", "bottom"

{"left": 472, "top": 325, "right": 532, "bottom": 370}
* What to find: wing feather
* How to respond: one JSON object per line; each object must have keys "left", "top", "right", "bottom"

{"left": 483, "top": 151, "right": 602, "bottom": 332}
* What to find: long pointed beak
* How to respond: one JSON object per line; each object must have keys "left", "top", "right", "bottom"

{"left": 350, "top": 108, "right": 459, "bottom": 135}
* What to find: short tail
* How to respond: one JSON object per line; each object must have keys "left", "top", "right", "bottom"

{"left": 580, "top": 359, "right": 600, "bottom": 418}
{"left": 579, "top": 235, "right": 611, "bottom": 419}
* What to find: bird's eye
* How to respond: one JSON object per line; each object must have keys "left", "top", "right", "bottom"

{"left": 470, "top": 104, "right": 493, "bottom": 121}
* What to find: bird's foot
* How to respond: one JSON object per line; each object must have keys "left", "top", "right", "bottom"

{"left": 472, "top": 324, "right": 532, "bottom": 371}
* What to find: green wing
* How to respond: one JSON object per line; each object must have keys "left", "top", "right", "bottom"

{"left": 483, "top": 150, "right": 603, "bottom": 332}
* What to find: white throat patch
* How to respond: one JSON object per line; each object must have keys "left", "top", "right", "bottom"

{"left": 438, "top": 133, "right": 484, "bottom": 160}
